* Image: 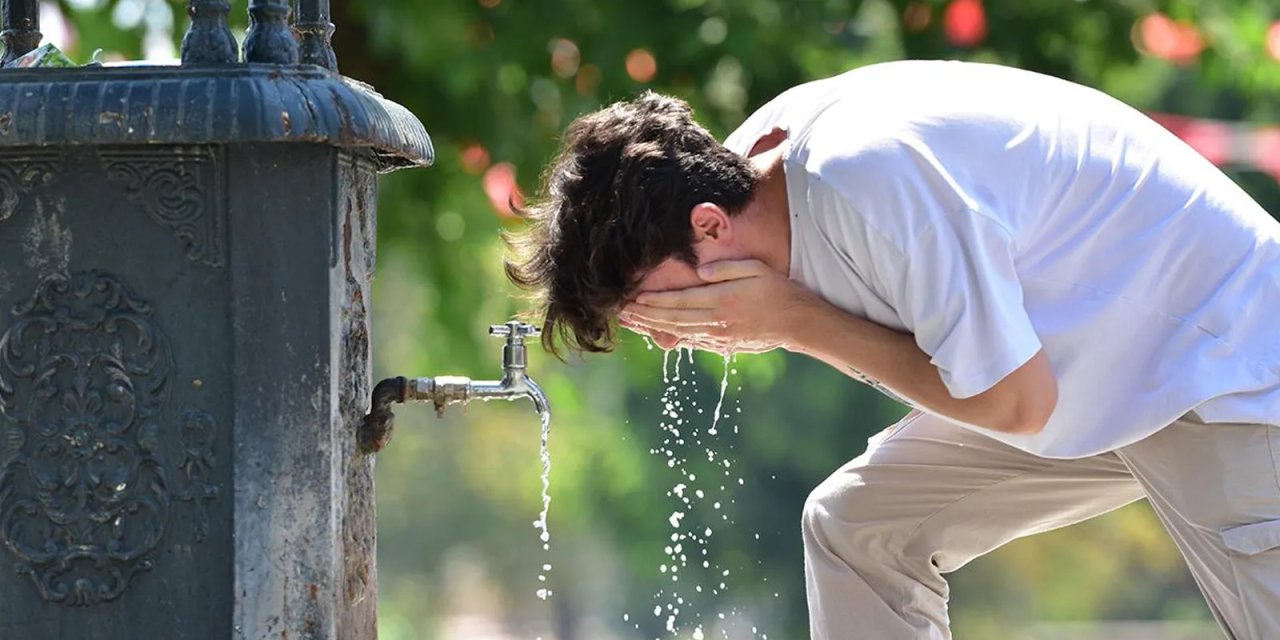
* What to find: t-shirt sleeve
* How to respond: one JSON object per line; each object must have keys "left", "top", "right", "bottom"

{"left": 877, "top": 209, "right": 1043, "bottom": 398}
{"left": 809, "top": 139, "right": 1042, "bottom": 399}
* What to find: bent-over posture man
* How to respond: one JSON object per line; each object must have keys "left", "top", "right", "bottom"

{"left": 506, "top": 60, "right": 1280, "bottom": 639}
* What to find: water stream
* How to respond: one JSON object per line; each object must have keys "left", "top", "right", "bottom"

{"left": 622, "top": 348, "right": 768, "bottom": 639}
{"left": 534, "top": 408, "right": 553, "bottom": 600}
{"left": 708, "top": 354, "right": 730, "bottom": 436}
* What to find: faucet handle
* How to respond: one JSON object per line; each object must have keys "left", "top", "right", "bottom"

{"left": 488, "top": 320, "right": 542, "bottom": 341}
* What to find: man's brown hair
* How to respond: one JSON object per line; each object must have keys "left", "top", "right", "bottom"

{"left": 505, "top": 91, "right": 757, "bottom": 356}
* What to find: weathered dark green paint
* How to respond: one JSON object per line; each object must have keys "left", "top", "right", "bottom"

{"left": 0, "top": 29, "right": 429, "bottom": 640}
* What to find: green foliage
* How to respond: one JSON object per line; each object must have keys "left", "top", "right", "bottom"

{"left": 51, "top": 0, "right": 1280, "bottom": 637}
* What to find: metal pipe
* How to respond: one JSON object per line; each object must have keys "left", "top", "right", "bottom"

{"left": 0, "top": 0, "right": 40, "bottom": 68}
{"left": 359, "top": 376, "right": 405, "bottom": 453}
{"left": 359, "top": 321, "right": 550, "bottom": 454}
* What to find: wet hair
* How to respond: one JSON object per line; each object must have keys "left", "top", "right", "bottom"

{"left": 505, "top": 91, "right": 757, "bottom": 357}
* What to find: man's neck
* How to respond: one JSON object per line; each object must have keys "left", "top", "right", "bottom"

{"left": 741, "top": 147, "right": 793, "bottom": 276}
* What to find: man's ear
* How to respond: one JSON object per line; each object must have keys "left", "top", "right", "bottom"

{"left": 690, "top": 203, "right": 732, "bottom": 244}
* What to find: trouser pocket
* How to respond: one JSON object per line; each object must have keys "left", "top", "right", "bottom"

{"left": 1222, "top": 518, "right": 1280, "bottom": 639}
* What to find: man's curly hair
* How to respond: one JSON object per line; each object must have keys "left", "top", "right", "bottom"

{"left": 505, "top": 91, "right": 757, "bottom": 357}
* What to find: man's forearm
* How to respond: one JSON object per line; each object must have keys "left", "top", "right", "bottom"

{"left": 621, "top": 258, "right": 1054, "bottom": 433}
{"left": 783, "top": 298, "right": 1039, "bottom": 434}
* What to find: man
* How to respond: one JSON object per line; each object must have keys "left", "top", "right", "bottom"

{"left": 505, "top": 60, "right": 1280, "bottom": 639}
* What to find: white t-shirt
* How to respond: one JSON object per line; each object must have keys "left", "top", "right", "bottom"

{"left": 724, "top": 60, "right": 1280, "bottom": 458}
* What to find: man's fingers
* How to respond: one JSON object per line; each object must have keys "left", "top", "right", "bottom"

{"left": 623, "top": 315, "right": 742, "bottom": 355}
{"left": 633, "top": 283, "right": 733, "bottom": 309}
{"left": 619, "top": 317, "right": 688, "bottom": 350}
{"left": 623, "top": 313, "right": 724, "bottom": 338}
{"left": 619, "top": 317, "right": 652, "bottom": 337}
{"left": 649, "top": 329, "right": 682, "bottom": 350}
{"left": 625, "top": 304, "right": 721, "bottom": 326}
{"left": 696, "top": 259, "right": 770, "bottom": 283}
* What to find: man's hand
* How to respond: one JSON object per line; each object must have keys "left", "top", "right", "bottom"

{"left": 618, "top": 319, "right": 751, "bottom": 354}
{"left": 620, "top": 258, "right": 1057, "bottom": 435}
{"left": 621, "top": 259, "right": 822, "bottom": 355}
{"left": 618, "top": 317, "right": 691, "bottom": 351}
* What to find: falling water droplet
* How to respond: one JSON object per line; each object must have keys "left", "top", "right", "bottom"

{"left": 532, "top": 409, "right": 554, "bottom": 597}
{"left": 708, "top": 354, "right": 730, "bottom": 436}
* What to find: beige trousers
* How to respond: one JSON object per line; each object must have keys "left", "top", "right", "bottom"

{"left": 803, "top": 410, "right": 1280, "bottom": 639}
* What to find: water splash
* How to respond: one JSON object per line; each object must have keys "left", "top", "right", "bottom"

{"left": 533, "top": 409, "right": 553, "bottom": 599}
{"left": 708, "top": 355, "right": 730, "bottom": 436}
{"left": 626, "top": 347, "right": 776, "bottom": 638}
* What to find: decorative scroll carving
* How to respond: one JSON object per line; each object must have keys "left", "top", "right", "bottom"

{"left": 0, "top": 154, "right": 60, "bottom": 225}
{"left": 177, "top": 410, "right": 217, "bottom": 543}
{"left": 101, "top": 150, "right": 224, "bottom": 269}
{"left": 0, "top": 272, "right": 172, "bottom": 606}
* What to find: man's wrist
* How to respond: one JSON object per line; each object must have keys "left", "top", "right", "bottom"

{"left": 780, "top": 291, "right": 842, "bottom": 355}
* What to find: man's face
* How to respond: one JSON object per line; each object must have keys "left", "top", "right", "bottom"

{"left": 639, "top": 256, "right": 705, "bottom": 293}
{"left": 627, "top": 257, "right": 703, "bottom": 350}
{"left": 626, "top": 225, "right": 746, "bottom": 350}
{"left": 621, "top": 201, "right": 748, "bottom": 350}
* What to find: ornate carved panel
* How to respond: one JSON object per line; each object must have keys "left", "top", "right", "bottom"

{"left": 177, "top": 410, "right": 218, "bottom": 544}
{"left": 0, "top": 153, "right": 61, "bottom": 225}
{"left": 101, "top": 150, "right": 225, "bottom": 269}
{"left": 0, "top": 271, "right": 216, "bottom": 606}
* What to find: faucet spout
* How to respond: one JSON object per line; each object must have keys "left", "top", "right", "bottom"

{"left": 463, "top": 320, "right": 549, "bottom": 417}
{"left": 469, "top": 372, "right": 550, "bottom": 418}
{"left": 358, "top": 321, "right": 550, "bottom": 454}
{"left": 525, "top": 377, "right": 549, "bottom": 417}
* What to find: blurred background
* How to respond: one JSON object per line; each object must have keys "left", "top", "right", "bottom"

{"left": 44, "top": 0, "right": 1280, "bottom": 638}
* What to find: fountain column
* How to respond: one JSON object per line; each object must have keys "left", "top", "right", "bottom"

{"left": 0, "top": 1, "right": 433, "bottom": 637}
